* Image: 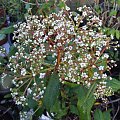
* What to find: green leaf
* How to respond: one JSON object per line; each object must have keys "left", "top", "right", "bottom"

{"left": 0, "top": 26, "right": 14, "bottom": 34}
{"left": 116, "top": 30, "right": 120, "bottom": 39}
{"left": 0, "top": 56, "right": 7, "bottom": 64}
{"left": 114, "top": 51, "right": 119, "bottom": 61}
{"left": 64, "top": 81, "right": 79, "bottom": 88}
{"left": 51, "top": 99, "right": 67, "bottom": 119}
{"left": 94, "top": 5, "right": 101, "bottom": 14}
{"left": 70, "top": 105, "right": 79, "bottom": 115}
{"left": 58, "top": 1, "right": 66, "bottom": 9}
{"left": 43, "top": 72, "right": 60, "bottom": 111}
{"left": 109, "top": 10, "right": 117, "bottom": 16}
{"left": 76, "top": 83, "right": 96, "bottom": 120}
{"left": 94, "top": 109, "right": 111, "bottom": 120}
{"left": 2, "top": 74, "right": 13, "bottom": 89}
{"left": 4, "top": 94, "right": 12, "bottom": 98}
{"left": 117, "top": 0, "right": 120, "bottom": 5}
{"left": 34, "top": 106, "right": 44, "bottom": 119}
{"left": 106, "top": 78, "right": 120, "bottom": 92}
{"left": 94, "top": 109, "right": 104, "bottom": 120}
{"left": 8, "top": 45, "right": 18, "bottom": 57}
{"left": 0, "top": 34, "right": 6, "bottom": 41}
{"left": 25, "top": 3, "right": 31, "bottom": 10}
{"left": 103, "top": 110, "right": 111, "bottom": 120}
{"left": 27, "top": 97, "right": 38, "bottom": 109}
{"left": 110, "top": 29, "right": 116, "bottom": 36}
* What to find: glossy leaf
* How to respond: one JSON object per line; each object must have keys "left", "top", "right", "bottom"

{"left": 0, "top": 34, "right": 6, "bottom": 41}
{"left": 70, "top": 105, "right": 79, "bottom": 115}
{"left": 27, "top": 97, "right": 38, "bottom": 109}
{"left": 8, "top": 45, "right": 18, "bottom": 57}
{"left": 109, "top": 10, "right": 117, "bottom": 16}
{"left": 110, "top": 29, "right": 116, "bottom": 36}
{"left": 58, "top": 1, "right": 66, "bottom": 9}
{"left": 51, "top": 99, "right": 67, "bottom": 119}
{"left": 94, "top": 109, "right": 104, "bottom": 120}
{"left": 43, "top": 72, "right": 60, "bottom": 110}
{"left": 0, "top": 26, "right": 14, "bottom": 34}
{"left": 77, "top": 83, "right": 96, "bottom": 120}
{"left": 94, "top": 109, "right": 111, "bottom": 120}
{"left": 106, "top": 78, "right": 120, "bottom": 92}
{"left": 103, "top": 110, "right": 111, "bottom": 120}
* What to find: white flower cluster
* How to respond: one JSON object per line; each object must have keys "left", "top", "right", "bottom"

{"left": 58, "top": 6, "right": 114, "bottom": 98}
{"left": 0, "top": 46, "right": 6, "bottom": 56}
{"left": 7, "top": 5, "right": 116, "bottom": 108}
{"left": 20, "top": 109, "right": 34, "bottom": 120}
{"left": 94, "top": 81, "right": 113, "bottom": 99}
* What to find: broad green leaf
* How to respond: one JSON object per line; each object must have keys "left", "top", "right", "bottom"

{"left": 1, "top": 74, "right": 13, "bottom": 89}
{"left": 70, "top": 105, "right": 79, "bottom": 115}
{"left": 116, "top": 30, "right": 120, "bottom": 39}
{"left": 8, "top": 45, "right": 18, "bottom": 57}
{"left": 110, "top": 29, "right": 116, "bottom": 36}
{"left": 34, "top": 106, "right": 44, "bottom": 119}
{"left": 103, "top": 110, "right": 111, "bottom": 120}
{"left": 94, "top": 109, "right": 111, "bottom": 120}
{"left": 4, "top": 94, "right": 11, "bottom": 98}
{"left": 25, "top": 3, "right": 31, "bottom": 10}
{"left": 51, "top": 99, "right": 67, "bottom": 119}
{"left": 58, "top": 1, "right": 66, "bottom": 9}
{"left": 64, "top": 81, "right": 79, "bottom": 88}
{"left": 0, "top": 34, "right": 6, "bottom": 41}
{"left": 94, "top": 109, "right": 104, "bottom": 120}
{"left": 43, "top": 72, "right": 60, "bottom": 110}
{"left": 27, "top": 97, "right": 38, "bottom": 109}
{"left": 0, "top": 56, "right": 7, "bottom": 65}
{"left": 76, "top": 83, "right": 96, "bottom": 120}
{"left": 94, "top": 5, "right": 101, "bottom": 14}
{"left": 106, "top": 78, "right": 120, "bottom": 92}
{"left": 0, "top": 26, "right": 14, "bottom": 34}
{"left": 114, "top": 51, "right": 119, "bottom": 61}
{"left": 109, "top": 10, "right": 117, "bottom": 16}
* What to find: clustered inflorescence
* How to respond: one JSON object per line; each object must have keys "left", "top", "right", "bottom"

{"left": 1, "top": 5, "right": 118, "bottom": 119}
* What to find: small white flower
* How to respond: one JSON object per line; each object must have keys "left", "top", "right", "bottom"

{"left": 98, "top": 66, "right": 104, "bottom": 71}
{"left": 57, "top": 43, "right": 62, "bottom": 47}
{"left": 96, "top": 51, "right": 100, "bottom": 56}
{"left": 94, "top": 72, "right": 99, "bottom": 76}
{"left": 82, "top": 11, "right": 87, "bottom": 17}
{"left": 82, "top": 25, "right": 87, "bottom": 30}
{"left": 81, "top": 72, "right": 88, "bottom": 78}
{"left": 27, "top": 88, "right": 32, "bottom": 94}
{"left": 80, "top": 63, "right": 87, "bottom": 68}
{"left": 32, "top": 73, "right": 36, "bottom": 76}
{"left": 66, "top": 6, "right": 70, "bottom": 11}
{"left": 39, "top": 73, "right": 46, "bottom": 79}
{"left": 40, "top": 32, "right": 44, "bottom": 36}
{"left": 109, "top": 77, "right": 112, "bottom": 80}
{"left": 33, "top": 82, "right": 37, "bottom": 86}
{"left": 74, "top": 16, "right": 78, "bottom": 21}
{"left": 69, "top": 46, "right": 73, "bottom": 50}
{"left": 68, "top": 54, "right": 72, "bottom": 59}
{"left": 77, "top": 7, "right": 82, "bottom": 12}
{"left": 103, "top": 53, "right": 109, "bottom": 59}
{"left": 33, "top": 93, "right": 36, "bottom": 96}
{"left": 21, "top": 68, "right": 27, "bottom": 76}
{"left": 86, "top": 54, "right": 92, "bottom": 60}
{"left": 110, "top": 34, "right": 114, "bottom": 39}
{"left": 48, "top": 31, "right": 53, "bottom": 35}
{"left": 99, "top": 21, "right": 102, "bottom": 26}
{"left": 102, "top": 74, "right": 107, "bottom": 79}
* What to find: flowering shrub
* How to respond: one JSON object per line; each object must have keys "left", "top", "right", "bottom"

{"left": 2, "top": 5, "right": 119, "bottom": 119}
